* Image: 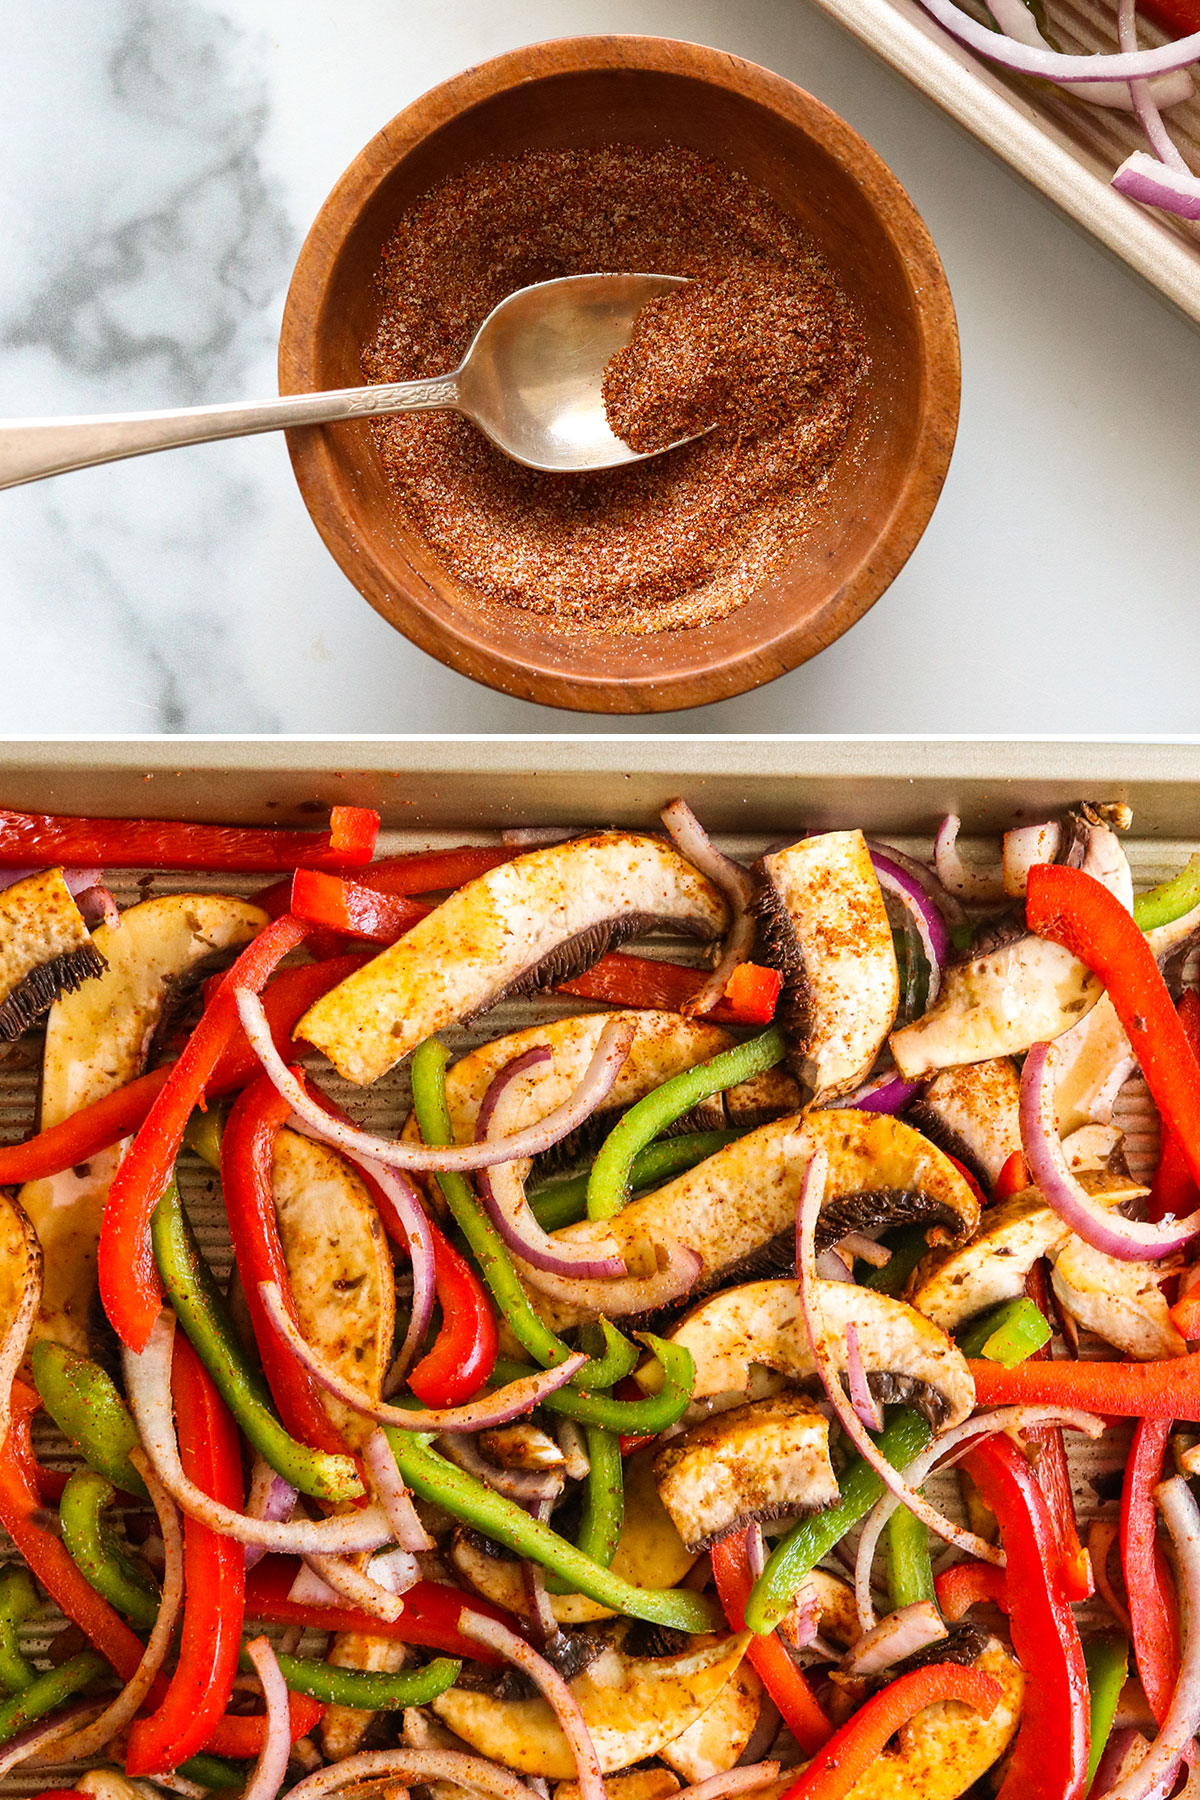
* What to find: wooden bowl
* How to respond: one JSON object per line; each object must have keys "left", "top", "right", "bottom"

{"left": 280, "top": 37, "right": 960, "bottom": 714}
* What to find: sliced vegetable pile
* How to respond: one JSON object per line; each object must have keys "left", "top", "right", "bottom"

{"left": 0, "top": 796, "right": 1197, "bottom": 1800}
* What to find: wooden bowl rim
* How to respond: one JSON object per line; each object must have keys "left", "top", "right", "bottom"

{"left": 280, "top": 33, "right": 961, "bottom": 715}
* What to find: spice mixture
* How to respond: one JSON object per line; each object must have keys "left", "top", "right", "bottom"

{"left": 365, "top": 144, "right": 866, "bottom": 636}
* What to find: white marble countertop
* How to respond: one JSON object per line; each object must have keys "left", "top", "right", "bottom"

{"left": 2, "top": 0, "right": 1198, "bottom": 734}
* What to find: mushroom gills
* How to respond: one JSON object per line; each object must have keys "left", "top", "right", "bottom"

{"left": 0, "top": 869, "right": 105, "bottom": 1042}
{"left": 653, "top": 1393, "right": 838, "bottom": 1553}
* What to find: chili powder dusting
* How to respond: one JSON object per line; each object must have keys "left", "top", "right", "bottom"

{"left": 365, "top": 144, "right": 866, "bottom": 636}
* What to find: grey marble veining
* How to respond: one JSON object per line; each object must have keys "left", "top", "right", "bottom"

{"left": 2, "top": 0, "right": 1200, "bottom": 732}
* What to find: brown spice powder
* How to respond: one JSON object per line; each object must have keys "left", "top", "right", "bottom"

{"left": 365, "top": 144, "right": 866, "bottom": 636}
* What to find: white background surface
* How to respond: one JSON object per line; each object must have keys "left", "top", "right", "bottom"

{"left": 1, "top": 0, "right": 1198, "bottom": 734}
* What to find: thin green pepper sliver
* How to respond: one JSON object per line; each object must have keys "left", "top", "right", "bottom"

{"left": 546, "top": 1423, "right": 623, "bottom": 1595}
{"left": 0, "top": 1649, "right": 109, "bottom": 1746}
{"left": 30, "top": 1340, "right": 147, "bottom": 1498}
{"left": 183, "top": 1103, "right": 227, "bottom": 1170}
{"left": 238, "top": 1646, "right": 461, "bottom": 1710}
{"left": 885, "top": 1500, "right": 935, "bottom": 1609}
{"left": 385, "top": 1428, "right": 718, "bottom": 1633}
{"left": 576, "top": 1319, "right": 640, "bottom": 1391}
{"left": 411, "top": 1038, "right": 588, "bottom": 1380}
{"left": 586, "top": 1027, "right": 788, "bottom": 1222}
{"left": 60, "top": 1469, "right": 161, "bottom": 1629}
{"left": 746, "top": 1408, "right": 933, "bottom": 1634}
{"left": 151, "top": 1182, "right": 361, "bottom": 1503}
{"left": 530, "top": 1130, "right": 744, "bottom": 1232}
{"left": 1084, "top": 1633, "right": 1129, "bottom": 1789}
{"left": 957, "top": 1298, "right": 1051, "bottom": 1366}
{"left": 861, "top": 1225, "right": 930, "bottom": 1298}
{"left": 490, "top": 1332, "right": 694, "bottom": 1434}
{"left": 0, "top": 1568, "right": 37, "bottom": 1696}
{"left": 1133, "top": 856, "right": 1200, "bottom": 932}
{"left": 179, "top": 1752, "right": 251, "bottom": 1791}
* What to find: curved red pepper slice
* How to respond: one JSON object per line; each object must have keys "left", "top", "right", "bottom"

{"left": 711, "top": 1528, "right": 832, "bottom": 1755}
{"left": 203, "top": 1692, "right": 324, "bottom": 1758}
{"left": 289, "top": 870, "right": 428, "bottom": 945}
{"left": 994, "top": 1151, "right": 1030, "bottom": 1203}
{"left": 406, "top": 1230, "right": 498, "bottom": 1408}
{"left": 558, "top": 951, "right": 781, "bottom": 1025}
{"left": 243, "top": 1557, "right": 514, "bottom": 1663}
{"left": 1120, "top": 1417, "right": 1181, "bottom": 1726}
{"left": 0, "top": 805, "right": 378, "bottom": 871}
{"left": 934, "top": 1560, "right": 1009, "bottom": 1622}
{"left": 970, "top": 1352, "right": 1200, "bottom": 1417}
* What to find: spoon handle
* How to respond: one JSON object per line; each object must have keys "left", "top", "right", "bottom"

{"left": 0, "top": 375, "right": 461, "bottom": 490}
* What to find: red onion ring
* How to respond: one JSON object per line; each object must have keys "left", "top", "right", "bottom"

{"left": 0, "top": 866, "right": 102, "bottom": 898}
{"left": 459, "top": 1608, "right": 605, "bottom": 1800}
{"left": 242, "top": 1638, "right": 292, "bottom": 1800}
{"left": 1099, "top": 1478, "right": 1200, "bottom": 1800}
{"left": 1021, "top": 1042, "right": 1200, "bottom": 1260}
{"left": 916, "top": 0, "right": 1200, "bottom": 79}
{"left": 674, "top": 1766, "right": 783, "bottom": 1800}
{"left": 845, "top": 1323, "right": 884, "bottom": 1432}
{"left": 124, "top": 1311, "right": 392, "bottom": 1553}
{"left": 815, "top": 1249, "right": 854, "bottom": 1283}
{"left": 286, "top": 1749, "right": 545, "bottom": 1800}
{"left": 74, "top": 884, "right": 122, "bottom": 931}
{"left": 363, "top": 1430, "right": 436, "bottom": 1552}
{"left": 0, "top": 1701, "right": 109, "bottom": 1779}
{"left": 842, "top": 1600, "right": 947, "bottom": 1678}
{"left": 987, "top": 0, "right": 1193, "bottom": 104}
{"left": 1112, "top": 152, "right": 1200, "bottom": 218}
{"left": 933, "top": 816, "right": 1006, "bottom": 904}
{"left": 522, "top": 1496, "right": 561, "bottom": 1645}
{"left": 476, "top": 1047, "right": 627, "bottom": 1278}
{"left": 661, "top": 799, "right": 757, "bottom": 1018}
{"left": 0, "top": 1200, "right": 41, "bottom": 1454}
{"left": 300, "top": 1552, "right": 406, "bottom": 1622}
{"left": 259, "top": 1280, "right": 587, "bottom": 1430}
{"left": 1003, "top": 823, "right": 1063, "bottom": 898}
{"left": 864, "top": 839, "right": 966, "bottom": 929}
{"left": 342, "top": 1153, "right": 436, "bottom": 1383}
{"left": 844, "top": 1070, "right": 926, "bottom": 1115}
{"left": 1118, "top": 0, "right": 1192, "bottom": 167}
{"left": 837, "top": 1232, "right": 891, "bottom": 1268}
{"left": 869, "top": 849, "right": 949, "bottom": 1005}
{"left": 243, "top": 1459, "right": 299, "bottom": 1572}
{"left": 439, "top": 1432, "right": 564, "bottom": 1504}
{"left": 238, "top": 989, "right": 637, "bottom": 1173}
{"left": 512, "top": 1234, "right": 702, "bottom": 1313}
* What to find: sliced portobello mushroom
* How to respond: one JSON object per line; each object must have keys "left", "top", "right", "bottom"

{"left": 0, "top": 868, "right": 105, "bottom": 1043}
{"left": 890, "top": 937, "right": 1103, "bottom": 1081}
{"left": 1048, "top": 1237, "right": 1186, "bottom": 1361}
{"left": 298, "top": 833, "right": 729, "bottom": 1087}
{"left": 654, "top": 1280, "right": 975, "bottom": 1428}
{"left": 431, "top": 1629, "right": 750, "bottom": 1776}
{"left": 271, "top": 1129, "right": 394, "bottom": 1449}
{"left": 537, "top": 1111, "right": 979, "bottom": 1331}
{"left": 653, "top": 1393, "right": 837, "bottom": 1553}
{"left": 23, "top": 893, "right": 267, "bottom": 1351}
{"left": 755, "top": 830, "right": 898, "bottom": 1103}
{"left": 907, "top": 1171, "right": 1147, "bottom": 1333}
{"left": 907, "top": 1059, "right": 1022, "bottom": 1189}
{"left": 659, "top": 1655, "right": 766, "bottom": 1782}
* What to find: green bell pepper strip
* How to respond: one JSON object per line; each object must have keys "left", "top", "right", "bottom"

{"left": 957, "top": 1298, "right": 1051, "bottom": 1366}
{"left": 410, "top": 1038, "right": 585, "bottom": 1380}
{"left": 0, "top": 1649, "right": 109, "bottom": 1745}
{"left": 576, "top": 1320, "right": 640, "bottom": 1391}
{"left": 183, "top": 1103, "right": 227, "bottom": 1170}
{"left": 1084, "top": 1633, "right": 1129, "bottom": 1788}
{"left": 384, "top": 1428, "right": 718, "bottom": 1632}
{"left": 746, "top": 1408, "right": 933, "bottom": 1634}
{"left": 0, "top": 1568, "right": 37, "bottom": 1695}
{"left": 179, "top": 1752, "right": 251, "bottom": 1791}
{"left": 861, "top": 1225, "right": 930, "bottom": 1298}
{"left": 586, "top": 1027, "right": 788, "bottom": 1222}
{"left": 1133, "top": 857, "right": 1200, "bottom": 932}
{"left": 59, "top": 1469, "right": 161, "bottom": 1629}
{"left": 238, "top": 1646, "right": 461, "bottom": 1710}
{"left": 151, "top": 1183, "right": 362, "bottom": 1503}
{"left": 490, "top": 1333, "right": 694, "bottom": 1434}
{"left": 530, "top": 1129, "right": 743, "bottom": 1232}
{"left": 545, "top": 1424, "right": 623, "bottom": 1595}
{"left": 885, "top": 1501, "right": 936, "bottom": 1610}
{"left": 30, "top": 1340, "right": 147, "bottom": 1498}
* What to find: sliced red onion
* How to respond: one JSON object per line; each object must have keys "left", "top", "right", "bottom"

{"left": 988, "top": 0, "right": 1193, "bottom": 104}
{"left": 287, "top": 1748, "right": 545, "bottom": 1800}
{"left": 239, "top": 989, "right": 637, "bottom": 1173}
{"left": 933, "top": 816, "right": 1006, "bottom": 904}
{"left": 845, "top": 1323, "right": 884, "bottom": 1432}
{"left": 1099, "top": 1478, "right": 1200, "bottom": 1800}
{"left": 74, "top": 883, "right": 122, "bottom": 931}
{"left": 369, "top": 1546, "right": 421, "bottom": 1595}
{"left": 439, "top": 1432, "right": 565, "bottom": 1504}
{"left": 673, "top": 1766, "right": 782, "bottom": 1800}
{"left": 302, "top": 1552, "right": 405, "bottom": 1622}
{"left": 0, "top": 1202, "right": 42, "bottom": 1454}
{"left": 837, "top": 1232, "right": 891, "bottom": 1268}
{"left": 124, "top": 1311, "right": 392, "bottom": 1553}
{"left": 745, "top": 1521, "right": 767, "bottom": 1581}
{"left": 259, "top": 1279, "right": 587, "bottom": 1431}
{"left": 661, "top": 798, "right": 757, "bottom": 1017}
{"left": 522, "top": 1497, "right": 560, "bottom": 1644}
{"left": 502, "top": 828, "right": 580, "bottom": 847}
{"left": 364, "top": 1430, "right": 436, "bottom": 1551}
{"left": 795, "top": 1139, "right": 1001, "bottom": 1585}
{"left": 460, "top": 1609, "right": 605, "bottom": 1800}
{"left": 1003, "top": 823, "right": 1063, "bottom": 899}
{"left": 347, "top": 1156, "right": 436, "bottom": 1383}
{"left": 242, "top": 1638, "right": 292, "bottom": 1800}
{"left": 1021, "top": 1042, "right": 1200, "bottom": 1259}
{"left": 556, "top": 1420, "right": 590, "bottom": 1483}
{"left": 1096, "top": 1730, "right": 1153, "bottom": 1798}
{"left": 844, "top": 1070, "right": 926, "bottom": 1115}
{"left": 864, "top": 839, "right": 966, "bottom": 928}
{"left": 815, "top": 1248, "right": 854, "bottom": 1283}
{"left": 870, "top": 849, "right": 949, "bottom": 1006}
{"left": 0, "top": 1701, "right": 108, "bottom": 1778}
{"left": 1112, "top": 151, "right": 1200, "bottom": 218}
{"left": 243, "top": 1459, "right": 299, "bottom": 1572}
{"left": 843, "top": 1600, "right": 947, "bottom": 1677}
{"left": 918, "top": 0, "right": 1200, "bottom": 77}
{"left": 513, "top": 1235, "right": 702, "bottom": 1313}
{"left": 476, "top": 1047, "right": 627, "bottom": 1278}
{"left": 0, "top": 866, "right": 102, "bottom": 897}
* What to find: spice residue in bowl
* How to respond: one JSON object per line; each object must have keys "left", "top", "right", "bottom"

{"left": 365, "top": 145, "right": 866, "bottom": 636}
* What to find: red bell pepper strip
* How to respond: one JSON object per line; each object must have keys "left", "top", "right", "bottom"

{"left": 1027, "top": 864, "right": 1200, "bottom": 1190}
{"left": 1169, "top": 1281, "right": 1200, "bottom": 1340}
{"left": 0, "top": 1383, "right": 144, "bottom": 1680}
{"left": 964, "top": 1435, "right": 1090, "bottom": 1800}
{"left": 1139, "top": 0, "right": 1200, "bottom": 37}
{"left": 558, "top": 952, "right": 782, "bottom": 1026}
{"left": 970, "top": 1351, "right": 1200, "bottom": 1417}
{"left": 1120, "top": 1418, "right": 1181, "bottom": 1726}
{"left": 934, "top": 1560, "right": 1009, "bottom": 1622}
{"left": 243, "top": 1557, "right": 514, "bottom": 1662}
{"left": 202, "top": 1694, "right": 324, "bottom": 1759}
{"left": 994, "top": 1150, "right": 1031, "bottom": 1202}
{"left": 99, "top": 914, "right": 310, "bottom": 1353}
{"left": 777, "top": 1662, "right": 1002, "bottom": 1800}
{"left": 1150, "top": 990, "right": 1200, "bottom": 1224}
{"left": 943, "top": 1152, "right": 988, "bottom": 1212}
{"left": 712, "top": 962, "right": 783, "bottom": 1024}
{"left": 1023, "top": 1261, "right": 1092, "bottom": 1602}
{"left": 406, "top": 1230, "right": 498, "bottom": 1408}
{"left": 289, "top": 869, "right": 427, "bottom": 945}
{"left": 0, "top": 805, "right": 378, "bottom": 871}
{"left": 221, "top": 1072, "right": 348, "bottom": 1455}
{"left": 347, "top": 846, "right": 513, "bottom": 895}
{"left": 711, "top": 1527, "right": 833, "bottom": 1755}
{"left": 126, "top": 1337, "right": 246, "bottom": 1775}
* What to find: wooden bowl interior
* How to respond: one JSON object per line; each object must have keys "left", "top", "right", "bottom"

{"left": 288, "top": 59, "right": 947, "bottom": 702}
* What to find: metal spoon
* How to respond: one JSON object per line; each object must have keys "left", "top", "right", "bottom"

{"left": 0, "top": 273, "right": 694, "bottom": 491}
